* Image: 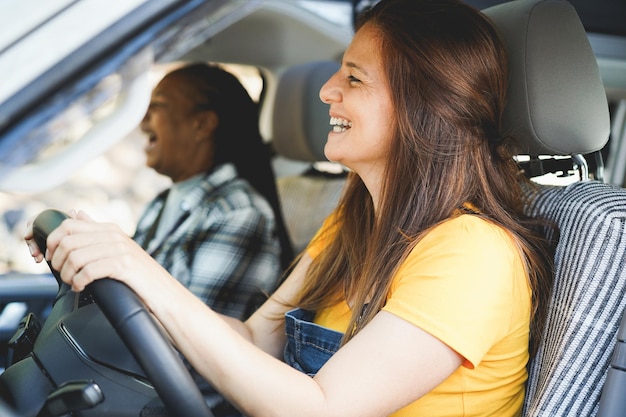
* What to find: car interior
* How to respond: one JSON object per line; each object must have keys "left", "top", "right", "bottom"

{"left": 0, "top": 0, "right": 625, "bottom": 416}
{"left": 269, "top": 3, "right": 626, "bottom": 416}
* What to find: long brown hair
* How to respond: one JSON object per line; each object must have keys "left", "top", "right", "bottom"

{"left": 296, "top": 0, "right": 554, "bottom": 356}
{"left": 169, "top": 64, "right": 294, "bottom": 270}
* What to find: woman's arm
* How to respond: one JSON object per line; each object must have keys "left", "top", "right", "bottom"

{"left": 158, "top": 293, "right": 462, "bottom": 417}
{"left": 26, "top": 210, "right": 298, "bottom": 356}
{"left": 32, "top": 211, "right": 462, "bottom": 417}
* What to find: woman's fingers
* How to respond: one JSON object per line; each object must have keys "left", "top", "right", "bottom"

{"left": 46, "top": 216, "right": 117, "bottom": 258}
{"left": 54, "top": 236, "right": 116, "bottom": 291}
{"left": 45, "top": 217, "right": 132, "bottom": 291}
{"left": 74, "top": 209, "right": 92, "bottom": 221}
{"left": 28, "top": 210, "right": 170, "bottom": 305}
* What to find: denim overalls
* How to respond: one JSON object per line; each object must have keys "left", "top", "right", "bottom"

{"left": 284, "top": 308, "right": 343, "bottom": 376}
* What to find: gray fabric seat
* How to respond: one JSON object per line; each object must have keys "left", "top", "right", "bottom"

{"left": 484, "top": 0, "right": 626, "bottom": 415}
{"left": 272, "top": 60, "right": 346, "bottom": 254}
{"left": 523, "top": 181, "right": 626, "bottom": 416}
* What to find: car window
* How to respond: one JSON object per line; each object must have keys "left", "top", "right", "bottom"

{"left": 0, "top": 0, "right": 269, "bottom": 274}
{"left": 0, "top": 0, "right": 155, "bottom": 107}
{"left": 0, "top": 0, "right": 357, "bottom": 275}
{"left": 0, "top": 61, "right": 264, "bottom": 275}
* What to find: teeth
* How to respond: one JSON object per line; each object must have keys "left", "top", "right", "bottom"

{"left": 329, "top": 117, "right": 352, "bottom": 132}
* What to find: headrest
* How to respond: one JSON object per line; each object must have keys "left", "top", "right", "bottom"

{"left": 273, "top": 0, "right": 609, "bottom": 159}
{"left": 272, "top": 60, "right": 340, "bottom": 162}
{"left": 483, "top": 0, "right": 610, "bottom": 156}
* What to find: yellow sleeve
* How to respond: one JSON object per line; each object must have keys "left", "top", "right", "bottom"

{"left": 305, "top": 212, "right": 339, "bottom": 259}
{"left": 383, "top": 215, "right": 531, "bottom": 369}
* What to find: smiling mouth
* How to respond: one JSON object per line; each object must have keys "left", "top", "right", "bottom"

{"left": 330, "top": 116, "right": 352, "bottom": 132}
{"left": 143, "top": 133, "right": 157, "bottom": 152}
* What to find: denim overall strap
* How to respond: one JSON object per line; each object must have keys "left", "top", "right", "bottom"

{"left": 284, "top": 308, "right": 343, "bottom": 377}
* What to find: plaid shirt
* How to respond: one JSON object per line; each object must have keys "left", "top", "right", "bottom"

{"left": 133, "top": 163, "right": 282, "bottom": 320}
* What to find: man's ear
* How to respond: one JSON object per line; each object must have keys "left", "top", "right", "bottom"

{"left": 196, "top": 110, "right": 219, "bottom": 140}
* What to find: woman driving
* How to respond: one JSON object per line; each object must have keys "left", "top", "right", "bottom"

{"left": 26, "top": 0, "right": 554, "bottom": 415}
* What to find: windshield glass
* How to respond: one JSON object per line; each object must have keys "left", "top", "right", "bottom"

{"left": 0, "top": 0, "right": 149, "bottom": 106}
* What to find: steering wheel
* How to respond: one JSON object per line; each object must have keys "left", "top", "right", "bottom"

{"left": 32, "top": 209, "right": 215, "bottom": 417}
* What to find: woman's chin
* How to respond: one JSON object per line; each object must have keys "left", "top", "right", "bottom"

{"left": 323, "top": 143, "right": 345, "bottom": 165}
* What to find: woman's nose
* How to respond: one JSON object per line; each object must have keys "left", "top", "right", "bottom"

{"left": 319, "top": 72, "right": 341, "bottom": 104}
{"left": 140, "top": 109, "right": 150, "bottom": 129}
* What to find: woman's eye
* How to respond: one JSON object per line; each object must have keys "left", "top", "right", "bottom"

{"left": 148, "top": 102, "right": 167, "bottom": 111}
{"left": 348, "top": 75, "right": 361, "bottom": 85}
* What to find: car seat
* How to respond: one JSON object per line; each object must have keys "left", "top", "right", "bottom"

{"left": 483, "top": 0, "right": 626, "bottom": 416}
{"left": 272, "top": 60, "right": 347, "bottom": 254}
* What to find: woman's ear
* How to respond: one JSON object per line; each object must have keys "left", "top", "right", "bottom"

{"left": 196, "top": 110, "right": 219, "bottom": 141}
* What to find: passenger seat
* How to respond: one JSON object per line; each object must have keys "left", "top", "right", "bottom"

{"left": 271, "top": 61, "right": 347, "bottom": 254}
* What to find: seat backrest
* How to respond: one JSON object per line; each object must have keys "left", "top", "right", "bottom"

{"left": 484, "top": 1, "right": 626, "bottom": 415}
{"left": 272, "top": 61, "right": 346, "bottom": 254}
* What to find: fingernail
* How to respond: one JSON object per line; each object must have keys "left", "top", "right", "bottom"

{"left": 45, "top": 249, "right": 50, "bottom": 261}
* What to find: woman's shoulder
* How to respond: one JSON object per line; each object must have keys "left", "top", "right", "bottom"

{"left": 392, "top": 213, "right": 528, "bottom": 315}
{"left": 405, "top": 213, "right": 521, "bottom": 275}
{"left": 425, "top": 213, "right": 515, "bottom": 249}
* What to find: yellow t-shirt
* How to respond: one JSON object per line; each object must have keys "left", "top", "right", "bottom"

{"left": 307, "top": 214, "right": 531, "bottom": 417}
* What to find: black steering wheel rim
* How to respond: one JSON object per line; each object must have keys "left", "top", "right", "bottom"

{"left": 33, "top": 209, "right": 214, "bottom": 417}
